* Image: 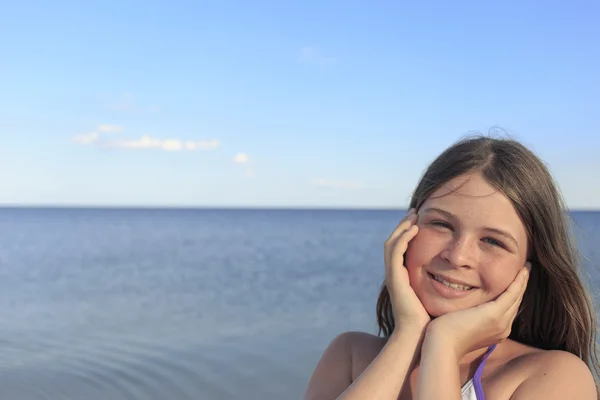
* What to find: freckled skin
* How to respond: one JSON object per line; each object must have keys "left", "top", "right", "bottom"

{"left": 405, "top": 173, "right": 530, "bottom": 317}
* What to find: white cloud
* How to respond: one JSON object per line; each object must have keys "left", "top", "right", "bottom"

{"left": 234, "top": 152, "right": 249, "bottom": 163}
{"left": 311, "top": 178, "right": 363, "bottom": 190}
{"left": 233, "top": 152, "right": 254, "bottom": 177}
{"left": 107, "top": 136, "right": 220, "bottom": 151}
{"left": 71, "top": 132, "right": 99, "bottom": 145}
{"left": 72, "top": 125, "right": 219, "bottom": 152}
{"left": 299, "top": 46, "right": 337, "bottom": 66}
{"left": 98, "top": 124, "right": 123, "bottom": 133}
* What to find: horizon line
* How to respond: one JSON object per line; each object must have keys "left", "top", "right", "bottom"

{"left": 0, "top": 204, "right": 598, "bottom": 212}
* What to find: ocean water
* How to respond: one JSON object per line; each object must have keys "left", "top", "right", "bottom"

{"left": 0, "top": 208, "right": 597, "bottom": 399}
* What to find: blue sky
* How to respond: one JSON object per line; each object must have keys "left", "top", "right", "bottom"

{"left": 1, "top": 1, "right": 599, "bottom": 209}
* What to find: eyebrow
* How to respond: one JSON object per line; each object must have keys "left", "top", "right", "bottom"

{"left": 422, "top": 207, "right": 519, "bottom": 248}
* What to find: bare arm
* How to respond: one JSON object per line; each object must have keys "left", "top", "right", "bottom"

{"left": 303, "top": 327, "right": 425, "bottom": 400}
{"left": 413, "top": 331, "right": 462, "bottom": 400}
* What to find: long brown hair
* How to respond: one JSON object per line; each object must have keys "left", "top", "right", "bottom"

{"left": 376, "top": 134, "right": 599, "bottom": 391}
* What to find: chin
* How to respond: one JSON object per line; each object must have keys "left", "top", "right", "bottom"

{"left": 421, "top": 299, "right": 463, "bottom": 318}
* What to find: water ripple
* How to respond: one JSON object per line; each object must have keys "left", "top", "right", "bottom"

{"left": 0, "top": 332, "right": 210, "bottom": 399}
{"left": 0, "top": 329, "right": 308, "bottom": 399}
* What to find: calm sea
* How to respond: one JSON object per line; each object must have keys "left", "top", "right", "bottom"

{"left": 0, "top": 208, "right": 597, "bottom": 399}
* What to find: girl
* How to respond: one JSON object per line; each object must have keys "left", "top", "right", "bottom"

{"left": 303, "top": 136, "right": 599, "bottom": 399}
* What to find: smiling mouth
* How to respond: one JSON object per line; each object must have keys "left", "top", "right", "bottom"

{"left": 428, "top": 272, "right": 475, "bottom": 291}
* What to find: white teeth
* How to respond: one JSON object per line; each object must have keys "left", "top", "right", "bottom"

{"left": 432, "top": 274, "right": 472, "bottom": 291}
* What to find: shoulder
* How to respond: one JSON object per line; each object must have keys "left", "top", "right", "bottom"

{"left": 318, "top": 330, "right": 387, "bottom": 357}
{"left": 341, "top": 330, "right": 387, "bottom": 354}
{"left": 318, "top": 331, "right": 388, "bottom": 379}
{"left": 302, "top": 331, "right": 387, "bottom": 400}
{"left": 509, "top": 347, "right": 597, "bottom": 399}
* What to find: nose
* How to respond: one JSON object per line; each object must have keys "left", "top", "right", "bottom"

{"left": 440, "top": 235, "right": 476, "bottom": 269}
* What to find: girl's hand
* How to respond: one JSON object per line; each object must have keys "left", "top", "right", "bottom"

{"left": 384, "top": 208, "right": 431, "bottom": 332}
{"left": 424, "top": 263, "right": 531, "bottom": 359}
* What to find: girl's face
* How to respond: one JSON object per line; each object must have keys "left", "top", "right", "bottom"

{"left": 405, "top": 172, "right": 530, "bottom": 317}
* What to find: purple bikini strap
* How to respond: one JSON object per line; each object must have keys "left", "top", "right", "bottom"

{"left": 474, "top": 344, "right": 497, "bottom": 400}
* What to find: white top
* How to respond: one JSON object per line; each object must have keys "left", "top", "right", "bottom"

{"left": 461, "top": 378, "right": 477, "bottom": 400}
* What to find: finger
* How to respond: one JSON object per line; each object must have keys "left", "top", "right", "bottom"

{"left": 505, "top": 283, "right": 527, "bottom": 323}
{"left": 390, "top": 224, "right": 419, "bottom": 270}
{"left": 385, "top": 208, "right": 417, "bottom": 243}
{"left": 506, "top": 291, "right": 527, "bottom": 329}
{"left": 386, "top": 223, "right": 419, "bottom": 272}
{"left": 491, "top": 266, "right": 529, "bottom": 313}
{"left": 505, "top": 264, "right": 530, "bottom": 317}
{"left": 384, "top": 209, "right": 418, "bottom": 266}
{"left": 508, "top": 268, "right": 529, "bottom": 314}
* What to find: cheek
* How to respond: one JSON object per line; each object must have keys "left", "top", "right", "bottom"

{"left": 478, "top": 261, "right": 521, "bottom": 296}
{"left": 404, "top": 229, "right": 442, "bottom": 288}
{"left": 405, "top": 228, "right": 442, "bottom": 272}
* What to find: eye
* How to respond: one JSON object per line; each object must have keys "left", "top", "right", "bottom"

{"left": 482, "top": 237, "right": 505, "bottom": 248}
{"left": 431, "top": 220, "right": 452, "bottom": 230}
